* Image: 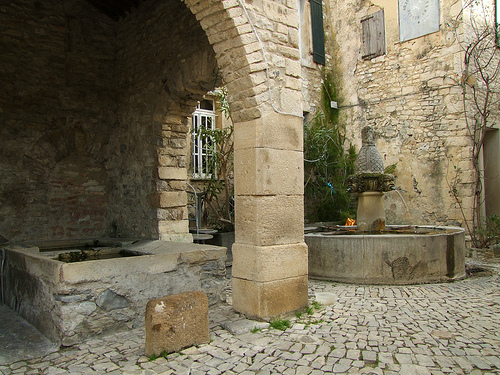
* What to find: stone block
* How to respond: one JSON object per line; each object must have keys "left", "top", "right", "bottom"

{"left": 234, "top": 195, "right": 304, "bottom": 246}
{"left": 232, "top": 276, "right": 308, "bottom": 320}
{"left": 158, "top": 219, "right": 190, "bottom": 239}
{"left": 96, "top": 289, "right": 130, "bottom": 311}
{"left": 232, "top": 242, "right": 308, "bottom": 282}
{"left": 278, "top": 88, "right": 303, "bottom": 115}
{"left": 234, "top": 112, "right": 303, "bottom": 151}
{"left": 145, "top": 291, "right": 210, "bottom": 356}
{"left": 159, "top": 191, "right": 187, "bottom": 208}
{"left": 234, "top": 148, "right": 304, "bottom": 196}
{"left": 158, "top": 167, "right": 187, "bottom": 180}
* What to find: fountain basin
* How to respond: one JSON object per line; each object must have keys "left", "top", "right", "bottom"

{"left": 306, "top": 225, "right": 466, "bottom": 285}
{"left": 2, "top": 239, "right": 227, "bottom": 346}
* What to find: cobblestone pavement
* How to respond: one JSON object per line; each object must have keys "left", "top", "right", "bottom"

{"left": 1, "top": 259, "right": 499, "bottom": 375}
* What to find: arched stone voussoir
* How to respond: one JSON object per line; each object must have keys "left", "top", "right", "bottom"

{"left": 184, "top": 0, "right": 266, "bottom": 117}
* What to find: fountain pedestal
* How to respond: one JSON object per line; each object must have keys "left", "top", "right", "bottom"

{"left": 356, "top": 192, "right": 385, "bottom": 231}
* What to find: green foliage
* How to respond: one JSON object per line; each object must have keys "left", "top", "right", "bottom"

{"left": 148, "top": 351, "right": 169, "bottom": 361}
{"left": 384, "top": 163, "right": 397, "bottom": 175}
{"left": 304, "top": 72, "right": 356, "bottom": 223}
{"left": 195, "top": 88, "right": 234, "bottom": 232}
{"left": 477, "top": 214, "right": 500, "bottom": 246}
{"left": 269, "top": 318, "right": 291, "bottom": 331}
{"left": 216, "top": 86, "right": 231, "bottom": 120}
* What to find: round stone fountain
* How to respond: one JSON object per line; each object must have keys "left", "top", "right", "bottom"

{"left": 306, "top": 126, "right": 466, "bottom": 285}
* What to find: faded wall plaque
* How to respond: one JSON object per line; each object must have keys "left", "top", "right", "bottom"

{"left": 399, "top": 0, "right": 440, "bottom": 42}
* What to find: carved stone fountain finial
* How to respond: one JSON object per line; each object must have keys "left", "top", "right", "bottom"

{"left": 348, "top": 126, "right": 395, "bottom": 231}
{"left": 348, "top": 126, "right": 394, "bottom": 194}
{"left": 355, "top": 126, "right": 384, "bottom": 174}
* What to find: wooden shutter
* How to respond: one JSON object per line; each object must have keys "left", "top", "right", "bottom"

{"left": 310, "top": 0, "right": 325, "bottom": 65}
{"left": 361, "top": 9, "right": 385, "bottom": 60}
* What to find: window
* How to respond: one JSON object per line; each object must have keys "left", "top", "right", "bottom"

{"left": 361, "top": 10, "right": 386, "bottom": 60}
{"left": 310, "top": 0, "right": 326, "bottom": 65}
{"left": 192, "top": 99, "right": 216, "bottom": 179}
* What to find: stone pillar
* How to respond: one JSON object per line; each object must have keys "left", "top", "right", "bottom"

{"left": 157, "top": 113, "right": 192, "bottom": 242}
{"left": 231, "top": 112, "right": 309, "bottom": 320}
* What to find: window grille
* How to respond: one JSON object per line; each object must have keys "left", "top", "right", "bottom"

{"left": 192, "top": 100, "right": 216, "bottom": 179}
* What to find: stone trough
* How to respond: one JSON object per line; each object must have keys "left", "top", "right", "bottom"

{"left": 2, "top": 239, "right": 227, "bottom": 346}
{"left": 306, "top": 225, "right": 466, "bottom": 285}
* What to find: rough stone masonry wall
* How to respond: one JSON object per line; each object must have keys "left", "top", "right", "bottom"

{"left": 3, "top": 242, "right": 227, "bottom": 346}
{"left": 327, "top": 0, "right": 475, "bottom": 226}
{"left": 0, "top": 0, "right": 117, "bottom": 242}
{"left": 0, "top": 0, "right": 218, "bottom": 242}
{"left": 113, "top": 0, "right": 218, "bottom": 241}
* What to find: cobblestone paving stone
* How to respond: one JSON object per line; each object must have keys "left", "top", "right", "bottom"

{"left": 1, "top": 259, "right": 499, "bottom": 375}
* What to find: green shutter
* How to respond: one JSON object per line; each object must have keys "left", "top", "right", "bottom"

{"left": 310, "top": 0, "right": 325, "bottom": 65}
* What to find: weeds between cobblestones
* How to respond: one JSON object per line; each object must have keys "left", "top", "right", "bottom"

{"left": 0, "top": 259, "right": 499, "bottom": 374}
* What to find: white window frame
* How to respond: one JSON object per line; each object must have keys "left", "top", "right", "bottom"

{"left": 192, "top": 101, "right": 216, "bottom": 179}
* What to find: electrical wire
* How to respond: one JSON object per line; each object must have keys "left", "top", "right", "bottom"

{"left": 236, "top": 0, "right": 303, "bottom": 119}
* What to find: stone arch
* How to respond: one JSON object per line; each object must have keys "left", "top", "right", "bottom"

{"left": 184, "top": 0, "right": 266, "bottom": 122}
{"left": 180, "top": 0, "right": 309, "bottom": 319}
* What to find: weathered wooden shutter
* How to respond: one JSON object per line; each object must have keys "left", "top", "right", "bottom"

{"left": 361, "top": 9, "right": 385, "bottom": 60}
{"left": 310, "top": 0, "right": 325, "bottom": 65}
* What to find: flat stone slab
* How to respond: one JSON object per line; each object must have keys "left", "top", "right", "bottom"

{"left": 0, "top": 305, "right": 58, "bottom": 365}
{"left": 145, "top": 291, "right": 210, "bottom": 356}
{"left": 223, "top": 319, "right": 270, "bottom": 335}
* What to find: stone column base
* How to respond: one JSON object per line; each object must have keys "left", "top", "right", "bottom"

{"left": 231, "top": 242, "right": 308, "bottom": 320}
{"left": 232, "top": 275, "right": 308, "bottom": 321}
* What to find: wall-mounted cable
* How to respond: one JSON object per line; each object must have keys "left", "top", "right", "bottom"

{"left": 236, "top": 0, "right": 303, "bottom": 119}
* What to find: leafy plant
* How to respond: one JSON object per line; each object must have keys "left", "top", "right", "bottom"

{"left": 269, "top": 318, "right": 291, "bottom": 331}
{"left": 148, "top": 351, "right": 168, "bottom": 361}
{"left": 477, "top": 214, "right": 500, "bottom": 247}
{"left": 304, "top": 72, "right": 356, "bottom": 223}
{"left": 195, "top": 87, "right": 234, "bottom": 232}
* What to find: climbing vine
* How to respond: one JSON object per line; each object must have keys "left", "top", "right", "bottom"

{"left": 451, "top": 0, "right": 500, "bottom": 247}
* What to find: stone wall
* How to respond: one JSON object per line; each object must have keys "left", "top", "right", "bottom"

{"left": 0, "top": 0, "right": 117, "bottom": 241}
{"left": 327, "top": 0, "right": 476, "bottom": 226}
{"left": 111, "top": 0, "right": 217, "bottom": 241}
{"left": 0, "top": 0, "right": 217, "bottom": 242}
